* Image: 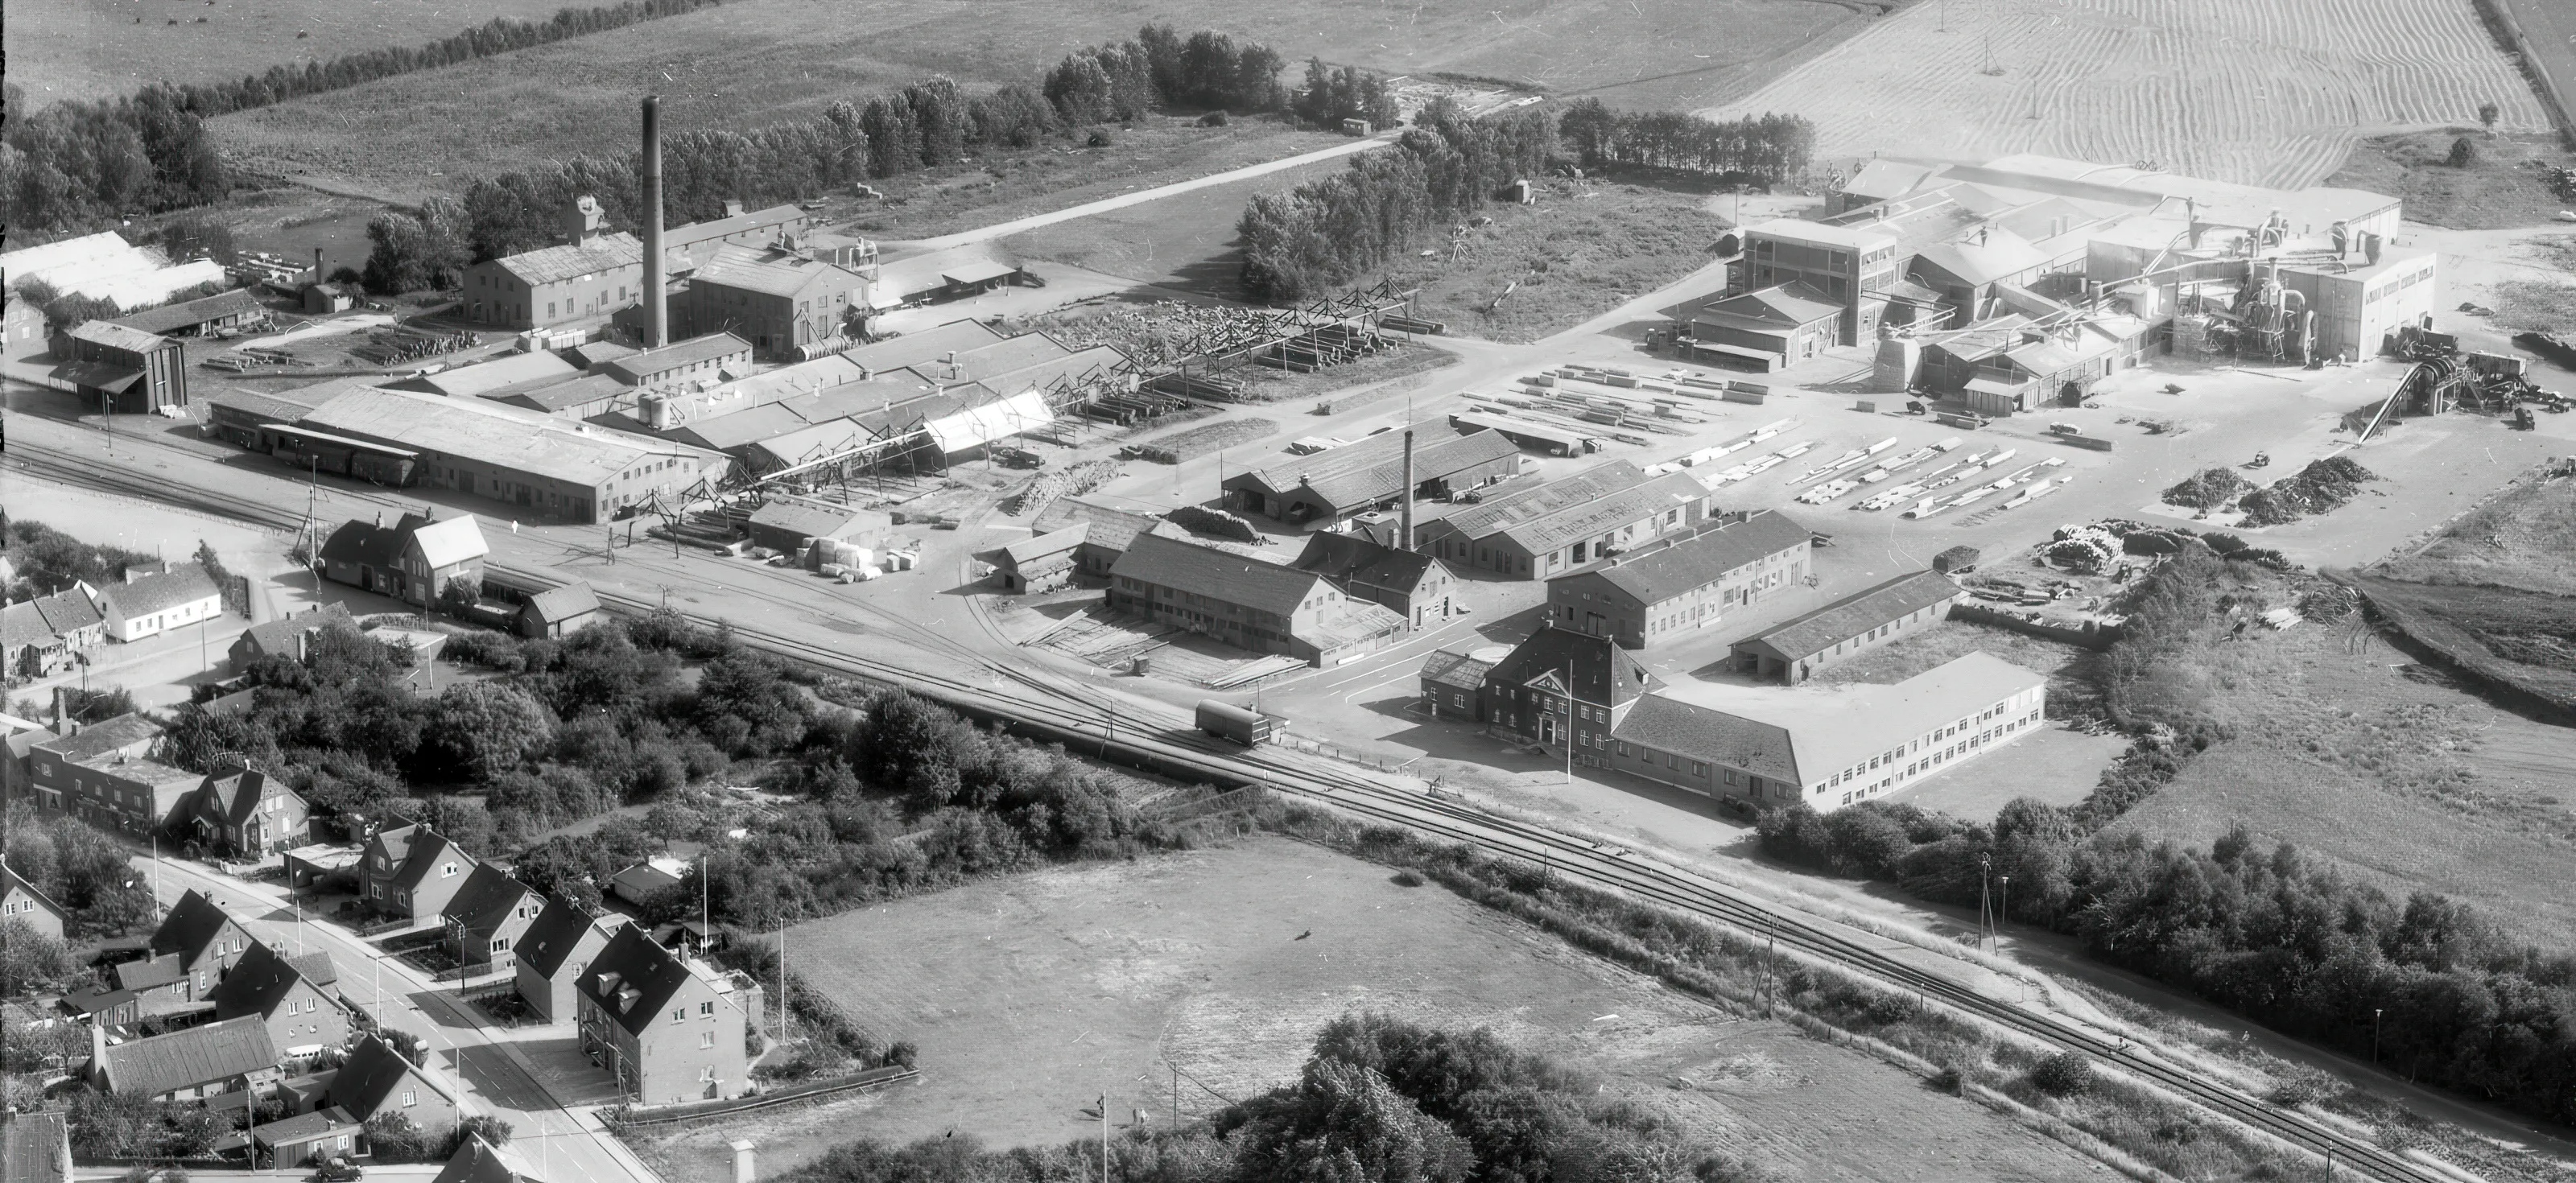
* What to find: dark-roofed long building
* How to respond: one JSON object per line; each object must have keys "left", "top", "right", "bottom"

{"left": 1447, "top": 624, "right": 1661, "bottom": 760}
{"left": 1223, "top": 428, "right": 1522, "bottom": 529}
{"left": 1290, "top": 532, "right": 1455, "bottom": 630}
{"left": 1544, "top": 510, "right": 1812, "bottom": 648}
{"left": 108, "top": 288, "right": 265, "bottom": 338}
{"left": 1412, "top": 460, "right": 1715, "bottom": 580}
{"left": 91, "top": 1013, "right": 279, "bottom": 1099}
{"left": 1108, "top": 532, "right": 1405, "bottom": 667}
{"left": 1731, "top": 569, "right": 1963, "bottom": 683}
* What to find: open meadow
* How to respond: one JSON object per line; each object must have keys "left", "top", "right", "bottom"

{"left": 203, "top": 0, "right": 1878, "bottom": 199}
{"left": 1703, "top": 0, "right": 2549, "bottom": 189}
{"left": 625, "top": 838, "right": 2119, "bottom": 1181}
{"left": 2, "top": 0, "right": 577, "bottom": 104}
{"left": 2326, "top": 131, "right": 2576, "bottom": 231}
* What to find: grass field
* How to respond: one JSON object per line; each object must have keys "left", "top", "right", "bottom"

{"left": 2107, "top": 592, "right": 2576, "bottom": 950}
{"left": 2, "top": 0, "right": 579, "bottom": 105}
{"left": 2325, "top": 130, "right": 2576, "bottom": 230}
{"left": 2492, "top": 279, "right": 2576, "bottom": 335}
{"left": 2376, "top": 464, "right": 2576, "bottom": 595}
{"left": 1705, "top": 0, "right": 2550, "bottom": 188}
{"left": 624, "top": 838, "right": 2119, "bottom": 1181}
{"left": 1001, "top": 156, "right": 1356, "bottom": 301}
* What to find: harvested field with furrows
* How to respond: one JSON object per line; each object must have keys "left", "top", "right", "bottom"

{"left": 6, "top": 0, "right": 578, "bottom": 104}
{"left": 1703, "top": 0, "right": 2550, "bottom": 188}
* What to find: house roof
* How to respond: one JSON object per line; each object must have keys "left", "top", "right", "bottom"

{"left": 1001, "top": 525, "right": 1091, "bottom": 567}
{"left": 108, "top": 289, "right": 263, "bottom": 336}
{"left": 1109, "top": 532, "right": 1327, "bottom": 618}
{"left": 1, "top": 600, "right": 56, "bottom": 651}
{"left": 1570, "top": 510, "right": 1813, "bottom": 604}
{"left": 2, "top": 1112, "right": 70, "bottom": 1183}
{"left": 319, "top": 520, "right": 401, "bottom": 569}
{"left": 110, "top": 956, "right": 185, "bottom": 993}
{"left": 431, "top": 1136, "right": 530, "bottom": 1183}
{"left": 391, "top": 831, "right": 471, "bottom": 891}
{"left": 1738, "top": 569, "right": 1962, "bottom": 662}
{"left": 251, "top": 1106, "right": 358, "bottom": 1148}
{"left": 209, "top": 942, "right": 333, "bottom": 1023}
{"left": 406, "top": 515, "right": 489, "bottom": 568}
{"left": 195, "top": 769, "right": 303, "bottom": 830}
{"left": 1491, "top": 472, "right": 1708, "bottom": 556}
{"left": 1290, "top": 532, "right": 1438, "bottom": 594}
{"left": 493, "top": 233, "right": 645, "bottom": 287}
{"left": 237, "top": 603, "right": 356, "bottom": 661}
{"left": 97, "top": 1015, "right": 278, "bottom": 1098}
{"left": 1032, "top": 500, "right": 1159, "bottom": 553}
{"left": 1695, "top": 282, "right": 1843, "bottom": 329}
{"left": 367, "top": 823, "right": 422, "bottom": 872}
{"left": 609, "top": 858, "right": 684, "bottom": 897}
{"left": 98, "top": 565, "right": 221, "bottom": 620}
{"left": 59, "top": 986, "right": 142, "bottom": 1017}
{"left": 290, "top": 952, "right": 340, "bottom": 988}
{"left": 605, "top": 332, "right": 753, "bottom": 383}
{"left": 1418, "top": 649, "right": 1492, "bottom": 691}
{"left": 441, "top": 864, "right": 537, "bottom": 934}
{"left": 691, "top": 244, "right": 863, "bottom": 299}
{"left": 35, "top": 589, "right": 105, "bottom": 637}
{"left": 1235, "top": 427, "right": 1521, "bottom": 512}
{"left": 302, "top": 387, "right": 729, "bottom": 488}
{"left": 575, "top": 925, "right": 699, "bottom": 1038}
{"left": 68, "top": 320, "right": 175, "bottom": 354}
{"left": 1612, "top": 695, "right": 1802, "bottom": 783}
{"left": 404, "top": 351, "right": 580, "bottom": 400}
{"left": 329, "top": 1033, "right": 451, "bottom": 1119}
{"left": 1484, "top": 624, "right": 1659, "bottom": 707}
{"left": 515, "top": 897, "right": 625, "bottom": 979}
{"left": 149, "top": 889, "right": 242, "bottom": 967}
{"left": 31, "top": 712, "right": 162, "bottom": 764}
{"left": 523, "top": 582, "right": 601, "bottom": 623}
{"left": 2, "top": 864, "right": 67, "bottom": 924}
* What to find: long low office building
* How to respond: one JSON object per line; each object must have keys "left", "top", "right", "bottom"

{"left": 216, "top": 385, "right": 732, "bottom": 523}
{"left": 1608, "top": 652, "right": 2046, "bottom": 812}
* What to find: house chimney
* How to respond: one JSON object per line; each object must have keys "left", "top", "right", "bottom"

{"left": 1399, "top": 427, "right": 1415, "bottom": 550}
{"left": 312, "top": 248, "right": 324, "bottom": 283}
{"left": 731, "top": 1139, "right": 756, "bottom": 1183}
{"left": 642, "top": 96, "right": 669, "bottom": 349}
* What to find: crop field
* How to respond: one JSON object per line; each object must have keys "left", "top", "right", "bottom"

{"left": 2, "top": 0, "right": 576, "bottom": 104}
{"left": 2325, "top": 131, "right": 2576, "bottom": 230}
{"left": 1703, "top": 0, "right": 2550, "bottom": 189}
{"left": 625, "top": 839, "right": 2119, "bottom": 1180}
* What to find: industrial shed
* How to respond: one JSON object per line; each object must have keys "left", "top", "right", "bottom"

{"left": 1412, "top": 461, "right": 1713, "bottom": 580}
{"left": 1222, "top": 428, "right": 1522, "bottom": 528}
{"left": 298, "top": 387, "right": 729, "bottom": 524}
{"left": 108, "top": 289, "right": 266, "bottom": 338}
{"left": 1730, "top": 569, "right": 1963, "bottom": 683}
{"left": 1544, "top": 509, "right": 1812, "bottom": 648}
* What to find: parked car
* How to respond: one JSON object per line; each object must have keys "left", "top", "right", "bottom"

{"left": 313, "top": 1156, "right": 365, "bottom": 1181}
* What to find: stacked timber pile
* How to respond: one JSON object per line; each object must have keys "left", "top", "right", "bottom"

{"left": 1004, "top": 459, "right": 1119, "bottom": 517}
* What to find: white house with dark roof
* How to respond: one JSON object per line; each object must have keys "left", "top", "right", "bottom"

{"left": 94, "top": 563, "right": 223, "bottom": 642}
{"left": 1609, "top": 652, "right": 2046, "bottom": 812}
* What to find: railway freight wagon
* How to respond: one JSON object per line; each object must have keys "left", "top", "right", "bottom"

{"left": 269, "top": 424, "right": 419, "bottom": 487}
{"left": 1195, "top": 699, "right": 1287, "bottom": 745}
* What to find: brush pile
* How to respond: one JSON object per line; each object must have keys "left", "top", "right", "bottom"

{"left": 2237, "top": 456, "right": 2376, "bottom": 526}
{"left": 2160, "top": 467, "right": 2253, "bottom": 509}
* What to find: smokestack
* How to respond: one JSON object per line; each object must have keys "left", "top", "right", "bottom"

{"left": 312, "top": 248, "right": 324, "bottom": 284}
{"left": 642, "top": 95, "right": 668, "bottom": 349}
{"left": 1400, "top": 427, "right": 1415, "bottom": 550}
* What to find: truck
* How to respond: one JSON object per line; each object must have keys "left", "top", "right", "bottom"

{"left": 1196, "top": 700, "right": 1287, "bottom": 745}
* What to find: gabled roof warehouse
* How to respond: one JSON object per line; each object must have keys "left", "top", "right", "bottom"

{"left": 1227, "top": 427, "right": 1522, "bottom": 521}
{"left": 1577, "top": 510, "right": 1814, "bottom": 604}
{"left": 1113, "top": 532, "right": 1325, "bottom": 618}
{"left": 296, "top": 388, "right": 731, "bottom": 522}
{"left": 1737, "top": 569, "right": 1962, "bottom": 663}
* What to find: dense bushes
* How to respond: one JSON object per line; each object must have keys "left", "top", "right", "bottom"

{"left": 1, "top": 805, "right": 157, "bottom": 938}
{"left": 65, "top": 1089, "right": 230, "bottom": 1159}
{"left": 1, "top": 517, "right": 160, "bottom": 601}
{"left": 1557, "top": 100, "right": 1814, "bottom": 185}
{"left": 1758, "top": 539, "right": 2576, "bottom": 1128}
{"left": 1238, "top": 99, "right": 1557, "bottom": 302}
{"left": 1290, "top": 59, "right": 1398, "bottom": 131}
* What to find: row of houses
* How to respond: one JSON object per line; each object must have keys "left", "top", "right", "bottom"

{"left": 2, "top": 562, "right": 225, "bottom": 678}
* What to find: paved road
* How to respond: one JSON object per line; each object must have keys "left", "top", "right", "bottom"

{"left": 886, "top": 133, "right": 1393, "bottom": 254}
{"left": 139, "top": 859, "right": 663, "bottom": 1183}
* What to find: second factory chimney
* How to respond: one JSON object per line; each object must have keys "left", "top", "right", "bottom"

{"left": 1399, "top": 426, "right": 1414, "bottom": 550}
{"left": 642, "top": 94, "right": 668, "bottom": 349}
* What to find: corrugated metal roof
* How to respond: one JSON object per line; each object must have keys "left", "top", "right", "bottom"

{"left": 1110, "top": 532, "right": 1325, "bottom": 618}
{"left": 494, "top": 233, "right": 644, "bottom": 287}
{"left": 99, "top": 1015, "right": 277, "bottom": 1098}
{"left": 1578, "top": 510, "right": 1812, "bottom": 604}
{"left": 1738, "top": 569, "right": 1961, "bottom": 662}
{"left": 68, "top": 319, "right": 173, "bottom": 354}
{"left": 109, "top": 289, "right": 263, "bottom": 336}
{"left": 606, "top": 332, "right": 752, "bottom": 383}
{"left": 411, "top": 352, "right": 580, "bottom": 400}
{"left": 303, "top": 388, "right": 725, "bottom": 487}
{"left": 691, "top": 245, "right": 860, "bottom": 299}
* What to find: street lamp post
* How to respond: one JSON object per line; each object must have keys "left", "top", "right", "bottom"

{"left": 2372, "top": 1008, "right": 2384, "bottom": 1064}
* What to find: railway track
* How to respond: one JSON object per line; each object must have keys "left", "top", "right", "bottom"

{"left": 0, "top": 433, "right": 2458, "bottom": 1182}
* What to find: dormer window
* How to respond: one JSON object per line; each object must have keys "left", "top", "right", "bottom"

{"left": 443, "top": 863, "right": 458, "bottom": 877}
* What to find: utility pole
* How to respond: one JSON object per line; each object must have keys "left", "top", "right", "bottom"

{"left": 1978, "top": 854, "right": 1993, "bottom": 950}
{"left": 2372, "top": 1008, "right": 2383, "bottom": 1064}
{"left": 1563, "top": 660, "right": 1575, "bottom": 784}
{"left": 1099, "top": 1092, "right": 1109, "bottom": 1183}
{"left": 1998, "top": 875, "right": 2010, "bottom": 936}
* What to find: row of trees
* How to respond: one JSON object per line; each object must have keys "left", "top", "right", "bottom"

{"left": 1237, "top": 99, "right": 1557, "bottom": 302}
{"left": 1557, "top": 99, "right": 1814, "bottom": 184}
{"left": 1290, "top": 58, "right": 1400, "bottom": 131}
{"left": 1757, "top": 541, "right": 2576, "bottom": 1128}
{"left": 784, "top": 1013, "right": 1773, "bottom": 1183}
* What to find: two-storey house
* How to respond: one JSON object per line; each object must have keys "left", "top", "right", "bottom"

{"left": 575, "top": 925, "right": 763, "bottom": 1105}
{"left": 319, "top": 513, "right": 489, "bottom": 610}
{"left": 1, "top": 864, "right": 68, "bottom": 939}
{"left": 113, "top": 888, "right": 258, "bottom": 1001}
{"left": 514, "top": 898, "right": 628, "bottom": 1024}
{"left": 441, "top": 864, "right": 543, "bottom": 975}
{"left": 208, "top": 943, "right": 348, "bottom": 1055}
{"left": 183, "top": 768, "right": 311, "bottom": 857}
{"left": 360, "top": 825, "right": 477, "bottom": 920}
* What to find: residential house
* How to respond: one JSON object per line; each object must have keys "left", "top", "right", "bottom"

{"left": 359, "top": 825, "right": 478, "bottom": 920}
{"left": 94, "top": 563, "right": 224, "bottom": 643}
{"left": 1, "top": 587, "right": 105, "bottom": 678}
{"left": 575, "top": 925, "right": 763, "bottom": 1105}
{"left": 328, "top": 1033, "right": 461, "bottom": 1133}
{"left": 1608, "top": 652, "right": 2046, "bottom": 811}
{"left": 319, "top": 513, "right": 489, "bottom": 609}
{"left": 183, "top": 768, "right": 311, "bottom": 857}
{"left": 2, "top": 1111, "right": 72, "bottom": 1183}
{"left": 208, "top": 943, "right": 348, "bottom": 1054}
{"left": 1416, "top": 650, "right": 1493, "bottom": 721}
{"left": 56, "top": 987, "right": 142, "bottom": 1028}
{"left": 1412, "top": 461, "right": 1715, "bottom": 580}
{"left": 1221, "top": 428, "right": 1522, "bottom": 529}
{"left": 1440, "top": 624, "right": 1660, "bottom": 760}
{"left": 517, "top": 583, "right": 601, "bottom": 638}
{"left": 27, "top": 713, "right": 200, "bottom": 835}
{"left": 249, "top": 1107, "right": 365, "bottom": 1169}
{"left": 89, "top": 1014, "right": 281, "bottom": 1100}
{"left": 1, "top": 864, "right": 68, "bottom": 939}
{"left": 514, "top": 898, "right": 629, "bottom": 1024}
{"left": 679, "top": 242, "right": 869, "bottom": 359}
{"left": 442, "top": 864, "right": 544, "bottom": 974}
{"left": 115, "top": 888, "right": 258, "bottom": 1001}
{"left": 1290, "top": 532, "right": 1456, "bottom": 630}
{"left": 60, "top": 320, "right": 188, "bottom": 414}
{"left": 1543, "top": 510, "right": 1814, "bottom": 649}
{"left": 431, "top": 1136, "right": 533, "bottom": 1183}
{"left": 1108, "top": 532, "right": 1406, "bottom": 667}
{"left": 1730, "top": 569, "right": 1963, "bottom": 683}
{"left": 229, "top": 603, "right": 357, "bottom": 673}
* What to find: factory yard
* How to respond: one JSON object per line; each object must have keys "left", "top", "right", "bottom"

{"left": 624, "top": 838, "right": 2118, "bottom": 1182}
{"left": 1704, "top": 0, "right": 2550, "bottom": 188}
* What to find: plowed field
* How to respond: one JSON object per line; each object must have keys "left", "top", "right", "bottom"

{"left": 1703, "top": 0, "right": 2549, "bottom": 188}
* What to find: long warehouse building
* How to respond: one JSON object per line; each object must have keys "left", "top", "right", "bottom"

{"left": 1224, "top": 428, "right": 1524, "bottom": 529}
{"left": 286, "top": 386, "right": 731, "bottom": 523}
